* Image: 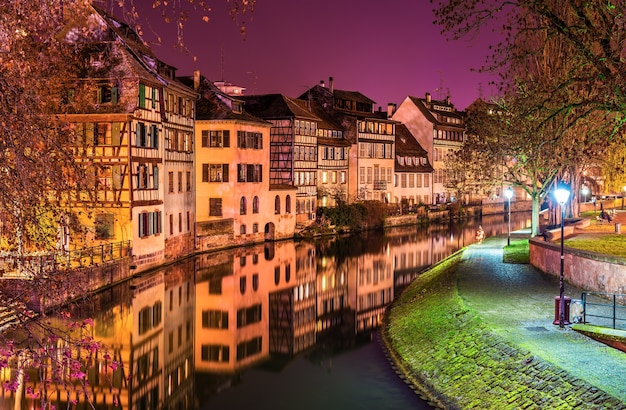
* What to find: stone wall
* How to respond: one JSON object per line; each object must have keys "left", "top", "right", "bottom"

{"left": 530, "top": 237, "right": 626, "bottom": 295}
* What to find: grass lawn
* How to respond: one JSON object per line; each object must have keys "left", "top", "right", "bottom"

{"left": 564, "top": 234, "right": 626, "bottom": 257}
{"left": 502, "top": 239, "right": 529, "bottom": 263}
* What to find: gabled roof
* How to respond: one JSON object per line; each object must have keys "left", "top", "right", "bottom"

{"left": 333, "top": 89, "right": 376, "bottom": 105}
{"left": 69, "top": 5, "right": 193, "bottom": 94}
{"left": 406, "top": 95, "right": 465, "bottom": 125}
{"left": 395, "top": 124, "right": 433, "bottom": 173}
{"left": 179, "top": 75, "right": 269, "bottom": 124}
{"left": 241, "top": 94, "right": 320, "bottom": 121}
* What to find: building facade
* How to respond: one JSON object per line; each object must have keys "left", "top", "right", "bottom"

{"left": 301, "top": 78, "right": 396, "bottom": 204}
{"left": 242, "top": 94, "right": 319, "bottom": 225}
{"left": 60, "top": 5, "right": 197, "bottom": 272}
{"left": 185, "top": 75, "right": 296, "bottom": 251}
{"left": 393, "top": 124, "right": 434, "bottom": 208}
{"left": 392, "top": 93, "right": 466, "bottom": 204}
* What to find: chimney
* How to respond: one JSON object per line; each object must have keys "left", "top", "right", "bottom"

{"left": 329, "top": 76, "right": 334, "bottom": 93}
{"left": 320, "top": 80, "right": 325, "bottom": 87}
{"left": 387, "top": 103, "right": 396, "bottom": 119}
{"left": 425, "top": 92, "right": 431, "bottom": 103}
{"left": 193, "top": 70, "right": 201, "bottom": 91}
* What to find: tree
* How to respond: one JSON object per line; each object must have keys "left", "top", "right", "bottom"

{"left": 435, "top": 0, "right": 622, "bottom": 233}
{"left": 0, "top": 1, "right": 254, "bottom": 407}
{"left": 433, "top": 0, "right": 626, "bottom": 129}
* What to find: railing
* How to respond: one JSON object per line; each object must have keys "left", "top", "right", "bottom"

{"left": 56, "top": 241, "right": 131, "bottom": 269}
{"left": 580, "top": 292, "right": 626, "bottom": 330}
{"left": 0, "top": 241, "right": 131, "bottom": 277}
{"left": 373, "top": 180, "right": 387, "bottom": 191}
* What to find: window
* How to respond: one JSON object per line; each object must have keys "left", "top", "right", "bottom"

{"left": 169, "top": 214, "right": 173, "bottom": 235}
{"left": 236, "top": 305, "right": 261, "bottom": 328}
{"left": 200, "top": 345, "right": 229, "bottom": 363}
{"left": 186, "top": 171, "right": 191, "bottom": 191}
{"left": 95, "top": 214, "right": 114, "bottom": 239}
{"left": 201, "top": 310, "right": 228, "bottom": 329}
{"left": 168, "top": 172, "right": 174, "bottom": 193}
{"left": 209, "top": 130, "right": 230, "bottom": 147}
{"left": 138, "top": 211, "right": 162, "bottom": 238}
{"left": 237, "top": 131, "right": 263, "bottom": 149}
{"left": 286, "top": 195, "right": 291, "bottom": 213}
{"left": 98, "top": 84, "right": 118, "bottom": 104}
{"left": 274, "top": 195, "right": 281, "bottom": 214}
{"left": 253, "top": 223, "right": 258, "bottom": 233}
{"left": 341, "top": 171, "right": 346, "bottom": 184}
{"left": 253, "top": 196, "right": 259, "bottom": 214}
{"left": 240, "top": 197, "right": 247, "bottom": 215}
{"left": 240, "top": 224, "right": 246, "bottom": 235}
{"left": 177, "top": 171, "right": 182, "bottom": 192}
{"left": 209, "top": 198, "right": 222, "bottom": 216}
{"left": 202, "top": 164, "right": 229, "bottom": 182}
{"left": 237, "top": 164, "right": 262, "bottom": 182}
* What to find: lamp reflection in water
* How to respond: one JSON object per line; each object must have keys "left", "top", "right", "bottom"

{"left": 554, "top": 186, "right": 570, "bottom": 328}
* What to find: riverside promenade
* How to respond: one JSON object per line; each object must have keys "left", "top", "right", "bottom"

{"left": 458, "top": 234, "right": 626, "bottom": 407}
{"left": 383, "top": 212, "right": 626, "bottom": 409}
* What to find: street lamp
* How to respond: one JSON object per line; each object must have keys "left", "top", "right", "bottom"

{"left": 581, "top": 186, "right": 589, "bottom": 204}
{"left": 554, "top": 186, "right": 570, "bottom": 328}
{"left": 505, "top": 187, "right": 513, "bottom": 246}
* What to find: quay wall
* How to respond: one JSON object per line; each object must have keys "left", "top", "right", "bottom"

{"left": 530, "top": 237, "right": 626, "bottom": 295}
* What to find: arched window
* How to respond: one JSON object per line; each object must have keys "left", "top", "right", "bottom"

{"left": 285, "top": 195, "right": 291, "bottom": 213}
{"left": 240, "top": 196, "right": 247, "bottom": 215}
{"left": 274, "top": 195, "right": 281, "bottom": 214}
{"left": 253, "top": 196, "right": 259, "bottom": 214}
{"left": 240, "top": 277, "right": 246, "bottom": 294}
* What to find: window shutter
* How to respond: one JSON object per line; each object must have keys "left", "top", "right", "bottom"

{"left": 222, "top": 165, "right": 229, "bottom": 182}
{"left": 139, "top": 84, "right": 146, "bottom": 108}
{"left": 223, "top": 130, "right": 230, "bottom": 147}
{"left": 111, "top": 86, "right": 118, "bottom": 103}
{"left": 202, "top": 164, "right": 209, "bottom": 182}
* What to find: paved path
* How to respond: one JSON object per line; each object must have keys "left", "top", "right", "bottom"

{"left": 456, "top": 234, "right": 626, "bottom": 403}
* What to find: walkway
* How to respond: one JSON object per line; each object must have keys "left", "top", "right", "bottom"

{"left": 457, "top": 233, "right": 626, "bottom": 403}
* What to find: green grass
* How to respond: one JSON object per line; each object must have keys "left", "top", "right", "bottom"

{"left": 383, "top": 251, "right": 582, "bottom": 409}
{"left": 564, "top": 234, "right": 626, "bottom": 257}
{"left": 502, "top": 239, "right": 530, "bottom": 263}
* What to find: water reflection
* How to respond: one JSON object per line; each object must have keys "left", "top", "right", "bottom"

{"left": 0, "top": 213, "right": 530, "bottom": 409}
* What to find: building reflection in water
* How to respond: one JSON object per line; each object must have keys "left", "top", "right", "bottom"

{"left": 0, "top": 213, "right": 530, "bottom": 409}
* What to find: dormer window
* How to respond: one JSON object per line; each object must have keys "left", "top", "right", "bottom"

{"left": 232, "top": 101, "right": 242, "bottom": 114}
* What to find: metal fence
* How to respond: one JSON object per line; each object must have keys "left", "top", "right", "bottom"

{"left": 0, "top": 241, "right": 131, "bottom": 276}
{"left": 579, "top": 292, "right": 626, "bottom": 330}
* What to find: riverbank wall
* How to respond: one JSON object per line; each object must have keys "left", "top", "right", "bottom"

{"left": 530, "top": 237, "right": 626, "bottom": 296}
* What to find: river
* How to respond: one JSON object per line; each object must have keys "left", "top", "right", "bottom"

{"left": 1, "top": 212, "right": 531, "bottom": 409}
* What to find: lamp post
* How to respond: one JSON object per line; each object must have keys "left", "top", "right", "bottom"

{"left": 554, "top": 186, "right": 570, "bottom": 328}
{"left": 581, "top": 186, "right": 588, "bottom": 204}
{"left": 505, "top": 187, "right": 513, "bottom": 246}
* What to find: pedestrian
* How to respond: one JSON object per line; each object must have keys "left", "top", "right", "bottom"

{"left": 476, "top": 225, "right": 485, "bottom": 243}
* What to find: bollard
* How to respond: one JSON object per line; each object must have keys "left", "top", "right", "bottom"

{"left": 616, "top": 223, "right": 621, "bottom": 233}
{"left": 553, "top": 296, "right": 571, "bottom": 325}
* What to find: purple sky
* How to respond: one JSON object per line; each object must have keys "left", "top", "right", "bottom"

{"left": 136, "top": 0, "right": 499, "bottom": 111}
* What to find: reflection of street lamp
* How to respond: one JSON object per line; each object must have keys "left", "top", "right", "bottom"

{"left": 554, "top": 186, "right": 570, "bottom": 328}
{"left": 505, "top": 187, "right": 513, "bottom": 246}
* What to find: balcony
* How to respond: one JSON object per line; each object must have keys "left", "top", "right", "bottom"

{"left": 373, "top": 180, "right": 387, "bottom": 191}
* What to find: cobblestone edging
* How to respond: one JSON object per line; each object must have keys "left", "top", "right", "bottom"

{"left": 381, "top": 267, "right": 626, "bottom": 409}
